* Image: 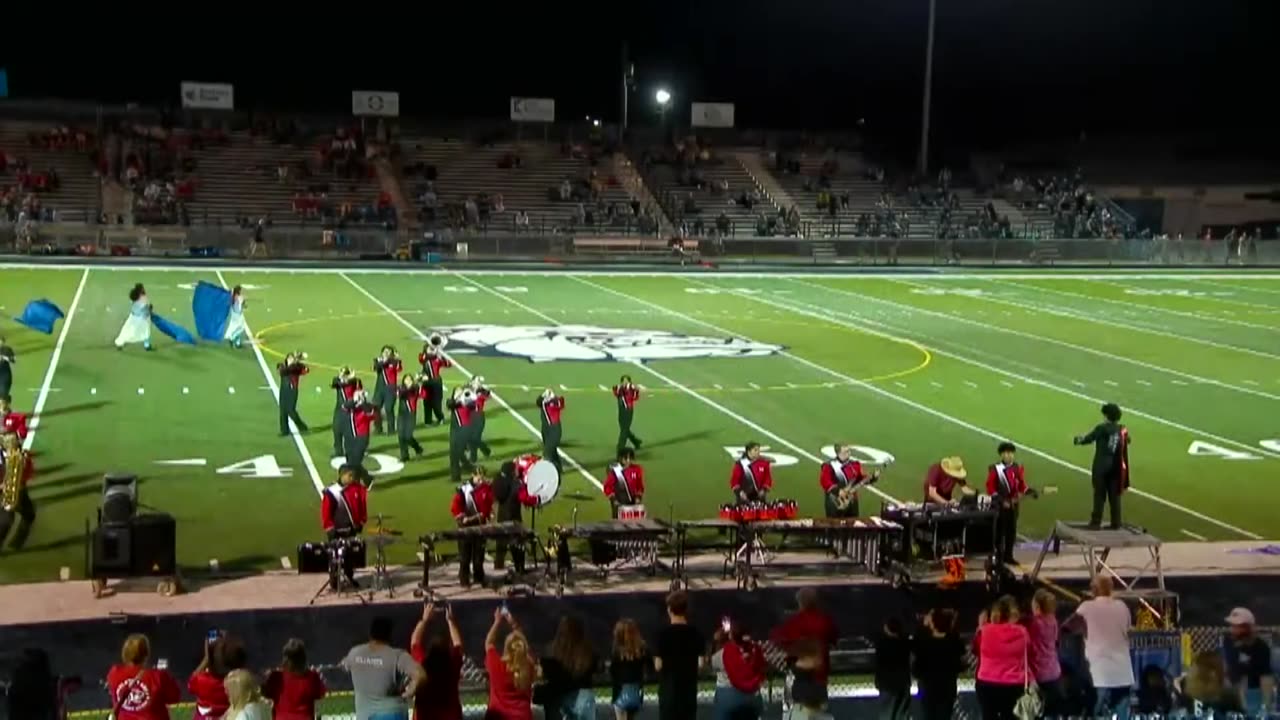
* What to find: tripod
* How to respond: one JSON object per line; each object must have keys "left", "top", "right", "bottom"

{"left": 310, "top": 539, "right": 368, "bottom": 606}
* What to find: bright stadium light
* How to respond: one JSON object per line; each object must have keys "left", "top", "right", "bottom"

{"left": 655, "top": 88, "right": 671, "bottom": 105}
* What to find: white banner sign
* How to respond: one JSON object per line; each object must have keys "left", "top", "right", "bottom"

{"left": 510, "top": 97, "right": 555, "bottom": 123}
{"left": 352, "top": 90, "right": 400, "bottom": 117}
{"left": 691, "top": 101, "right": 735, "bottom": 128}
{"left": 180, "top": 82, "right": 234, "bottom": 110}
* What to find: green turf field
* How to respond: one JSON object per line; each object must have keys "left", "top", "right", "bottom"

{"left": 2, "top": 265, "right": 1278, "bottom": 584}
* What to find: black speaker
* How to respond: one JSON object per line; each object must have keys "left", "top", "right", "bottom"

{"left": 100, "top": 473, "right": 138, "bottom": 525}
{"left": 92, "top": 523, "right": 132, "bottom": 572}
{"left": 130, "top": 513, "right": 177, "bottom": 576}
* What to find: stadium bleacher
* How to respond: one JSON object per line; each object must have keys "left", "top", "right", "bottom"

{"left": 643, "top": 146, "right": 779, "bottom": 237}
{"left": 0, "top": 120, "right": 102, "bottom": 222}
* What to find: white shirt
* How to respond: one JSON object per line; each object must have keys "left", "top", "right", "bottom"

{"left": 1076, "top": 596, "right": 1135, "bottom": 688}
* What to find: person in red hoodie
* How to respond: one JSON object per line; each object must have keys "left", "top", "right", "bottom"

{"left": 106, "top": 634, "right": 182, "bottom": 720}
{"left": 262, "top": 639, "right": 326, "bottom": 720}
{"left": 188, "top": 634, "right": 247, "bottom": 720}
{"left": 712, "top": 619, "right": 766, "bottom": 719}
{"left": 769, "top": 588, "right": 838, "bottom": 686}
{"left": 974, "top": 595, "right": 1030, "bottom": 720}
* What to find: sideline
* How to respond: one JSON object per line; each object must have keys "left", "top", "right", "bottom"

{"left": 24, "top": 268, "right": 90, "bottom": 452}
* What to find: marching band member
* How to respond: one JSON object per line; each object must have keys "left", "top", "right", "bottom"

{"left": 986, "top": 442, "right": 1027, "bottom": 564}
{"left": 224, "top": 286, "right": 249, "bottom": 349}
{"left": 395, "top": 374, "right": 426, "bottom": 463}
{"left": 492, "top": 455, "right": 541, "bottom": 573}
{"left": 467, "top": 376, "right": 493, "bottom": 464}
{"left": 612, "top": 375, "right": 643, "bottom": 453}
{"left": 0, "top": 395, "right": 28, "bottom": 443}
{"left": 330, "top": 367, "right": 362, "bottom": 457}
{"left": 276, "top": 352, "right": 310, "bottom": 436}
{"left": 820, "top": 444, "right": 879, "bottom": 518}
{"left": 923, "top": 456, "right": 968, "bottom": 505}
{"left": 1074, "top": 402, "right": 1130, "bottom": 530}
{"left": 604, "top": 448, "right": 645, "bottom": 518}
{"left": 0, "top": 431, "right": 35, "bottom": 550}
{"left": 0, "top": 337, "right": 15, "bottom": 399}
{"left": 535, "top": 389, "right": 565, "bottom": 476}
{"left": 371, "top": 346, "right": 402, "bottom": 435}
{"left": 344, "top": 390, "right": 379, "bottom": 485}
{"left": 320, "top": 465, "right": 368, "bottom": 586}
{"left": 114, "top": 283, "right": 153, "bottom": 351}
{"left": 450, "top": 466, "right": 495, "bottom": 588}
{"left": 446, "top": 386, "right": 476, "bottom": 483}
{"left": 418, "top": 341, "right": 453, "bottom": 425}
{"left": 730, "top": 442, "right": 773, "bottom": 504}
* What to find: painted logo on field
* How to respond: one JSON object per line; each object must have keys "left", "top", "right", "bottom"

{"left": 435, "top": 324, "right": 783, "bottom": 363}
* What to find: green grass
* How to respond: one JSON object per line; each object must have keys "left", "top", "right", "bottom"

{"left": 4, "top": 266, "right": 1279, "bottom": 584}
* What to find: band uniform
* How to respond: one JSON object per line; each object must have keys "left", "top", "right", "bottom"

{"left": 612, "top": 376, "right": 643, "bottom": 453}
{"left": 330, "top": 369, "right": 362, "bottom": 457}
{"left": 730, "top": 442, "right": 773, "bottom": 504}
{"left": 492, "top": 455, "right": 541, "bottom": 572}
{"left": 604, "top": 449, "right": 645, "bottom": 518}
{"left": 395, "top": 376, "right": 427, "bottom": 462}
{"left": 450, "top": 468, "right": 495, "bottom": 588}
{"left": 820, "top": 447, "right": 876, "bottom": 518}
{"left": 371, "top": 347, "right": 402, "bottom": 434}
{"left": 986, "top": 442, "right": 1026, "bottom": 564}
{"left": 277, "top": 353, "right": 310, "bottom": 436}
{"left": 0, "top": 431, "right": 35, "bottom": 550}
{"left": 320, "top": 465, "right": 368, "bottom": 586}
{"left": 536, "top": 391, "right": 565, "bottom": 476}
{"left": 467, "top": 379, "right": 493, "bottom": 464}
{"left": 418, "top": 345, "right": 452, "bottom": 426}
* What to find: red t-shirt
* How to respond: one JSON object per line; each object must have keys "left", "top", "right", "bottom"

{"left": 262, "top": 669, "right": 326, "bottom": 720}
{"left": 411, "top": 640, "right": 463, "bottom": 720}
{"left": 106, "top": 665, "right": 182, "bottom": 720}
{"left": 484, "top": 646, "right": 533, "bottom": 720}
{"left": 187, "top": 670, "right": 230, "bottom": 719}
{"left": 769, "top": 609, "right": 838, "bottom": 684}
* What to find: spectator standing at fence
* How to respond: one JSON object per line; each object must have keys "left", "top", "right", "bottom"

{"left": 654, "top": 590, "right": 705, "bottom": 720}
{"left": 771, "top": 588, "right": 838, "bottom": 688}
{"left": 786, "top": 637, "right": 832, "bottom": 720}
{"left": 1027, "top": 590, "right": 1065, "bottom": 716}
{"left": 484, "top": 607, "right": 535, "bottom": 720}
{"left": 874, "top": 616, "right": 912, "bottom": 719}
{"left": 106, "top": 634, "right": 182, "bottom": 720}
{"left": 342, "top": 616, "right": 424, "bottom": 720}
{"left": 1223, "top": 607, "right": 1275, "bottom": 714}
{"left": 974, "top": 596, "right": 1030, "bottom": 720}
{"left": 912, "top": 609, "right": 965, "bottom": 720}
{"left": 1066, "top": 576, "right": 1134, "bottom": 719}
{"left": 711, "top": 618, "right": 766, "bottom": 720}
{"left": 610, "top": 618, "right": 649, "bottom": 720}
{"left": 262, "top": 639, "right": 326, "bottom": 720}
{"left": 539, "top": 616, "right": 598, "bottom": 720}
{"left": 189, "top": 634, "right": 247, "bottom": 720}
{"left": 1175, "top": 651, "right": 1245, "bottom": 715}
{"left": 410, "top": 601, "right": 464, "bottom": 720}
{"left": 224, "top": 670, "right": 271, "bottom": 720}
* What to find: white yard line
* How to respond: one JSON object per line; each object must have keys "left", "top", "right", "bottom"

{"left": 215, "top": 271, "right": 323, "bottom": 493}
{"left": 1193, "top": 278, "right": 1280, "bottom": 298}
{"left": 23, "top": 268, "right": 90, "bottom": 452}
{"left": 340, "top": 273, "right": 603, "bottom": 491}
{"left": 1180, "top": 529, "right": 1208, "bottom": 541}
{"left": 1090, "top": 280, "right": 1280, "bottom": 324}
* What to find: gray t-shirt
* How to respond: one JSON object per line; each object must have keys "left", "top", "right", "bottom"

{"left": 342, "top": 642, "right": 419, "bottom": 720}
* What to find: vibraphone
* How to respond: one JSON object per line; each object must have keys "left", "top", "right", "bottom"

{"left": 879, "top": 503, "right": 998, "bottom": 579}
{"left": 548, "top": 519, "right": 671, "bottom": 595}
{"left": 418, "top": 522, "right": 537, "bottom": 591}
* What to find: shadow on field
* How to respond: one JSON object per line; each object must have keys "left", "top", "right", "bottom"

{"left": 373, "top": 466, "right": 455, "bottom": 491}
{"left": 31, "top": 471, "right": 102, "bottom": 492}
{"left": 11, "top": 533, "right": 84, "bottom": 554}
{"left": 37, "top": 401, "right": 112, "bottom": 419}
{"left": 630, "top": 429, "right": 716, "bottom": 452}
{"left": 35, "top": 476, "right": 104, "bottom": 506}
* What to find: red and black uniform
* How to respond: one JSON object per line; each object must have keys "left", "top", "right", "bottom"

{"left": 372, "top": 356, "right": 403, "bottom": 434}
{"left": 604, "top": 462, "right": 645, "bottom": 517}
{"left": 330, "top": 375, "right": 362, "bottom": 456}
{"left": 450, "top": 480, "right": 495, "bottom": 586}
{"left": 730, "top": 455, "right": 773, "bottom": 503}
{"left": 467, "top": 387, "right": 493, "bottom": 463}
{"left": 396, "top": 382, "right": 427, "bottom": 461}
{"left": 417, "top": 351, "right": 453, "bottom": 425}
{"left": 0, "top": 444, "right": 35, "bottom": 550}
{"left": 493, "top": 454, "right": 541, "bottom": 572}
{"left": 986, "top": 462, "right": 1027, "bottom": 563}
{"left": 820, "top": 457, "right": 869, "bottom": 518}
{"left": 612, "top": 384, "right": 643, "bottom": 452}
{"left": 536, "top": 395, "right": 565, "bottom": 475}
{"left": 321, "top": 479, "right": 368, "bottom": 582}
{"left": 1, "top": 411, "right": 28, "bottom": 443}
{"left": 277, "top": 360, "right": 310, "bottom": 436}
{"left": 344, "top": 401, "right": 379, "bottom": 483}
{"left": 446, "top": 395, "right": 474, "bottom": 483}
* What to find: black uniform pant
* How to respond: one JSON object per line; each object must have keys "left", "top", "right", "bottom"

{"left": 616, "top": 408, "right": 641, "bottom": 451}
{"left": 457, "top": 536, "right": 486, "bottom": 585}
{"left": 374, "top": 386, "right": 395, "bottom": 433}
{"left": 448, "top": 427, "right": 469, "bottom": 483}
{"left": 468, "top": 415, "right": 491, "bottom": 464}
{"left": 279, "top": 389, "right": 307, "bottom": 435}
{"left": 424, "top": 379, "right": 445, "bottom": 424}
{"left": 345, "top": 435, "right": 370, "bottom": 483}
{"left": 0, "top": 491, "right": 36, "bottom": 550}
{"left": 542, "top": 425, "right": 563, "bottom": 475}
{"left": 1090, "top": 472, "right": 1122, "bottom": 528}
{"left": 397, "top": 422, "right": 422, "bottom": 461}
{"left": 494, "top": 511, "right": 525, "bottom": 572}
{"left": 995, "top": 503, "right": 1019, "bottom": 561}
{"left": 332, "top": 409, "right": 347, "bottom": 456}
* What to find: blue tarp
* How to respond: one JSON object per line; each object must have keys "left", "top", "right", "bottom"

{"left": 191, "top": 281, "right": 232, "bottom": 341}
{"left": 14, "top": 299, "right": 65, "bottom": 334}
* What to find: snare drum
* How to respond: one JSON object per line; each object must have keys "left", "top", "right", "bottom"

{"left": 618, "top": 504, "right": 647, "bottom": 521}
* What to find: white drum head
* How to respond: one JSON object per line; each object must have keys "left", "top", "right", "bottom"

{"left": 525, "top": 460, "right": 560, "bottom": 505}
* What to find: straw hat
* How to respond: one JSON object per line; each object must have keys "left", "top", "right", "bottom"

{"left": 940, "top": 456, "right": 967, "bottom": 480}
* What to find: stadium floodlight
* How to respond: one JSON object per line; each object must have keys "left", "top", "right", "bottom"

{"left": 592, "top": 118, "right": 601, "bottom": 127}
{"left": 655, "top": 89, "right": 671, "bottom": 105}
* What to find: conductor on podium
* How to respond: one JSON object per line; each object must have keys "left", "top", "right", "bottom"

{"left": 1074, "top": 402, "right": 1130, "bottom": 530}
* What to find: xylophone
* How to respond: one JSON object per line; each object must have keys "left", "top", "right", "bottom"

{"left": 549, "top": 519, "right": 671, "bottom": 594}
{"left": 418, "top": 522, "right": 538, "bottom": 591}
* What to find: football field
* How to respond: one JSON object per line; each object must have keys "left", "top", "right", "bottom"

{"left": 2, "top": 265, "right": 1278, "bottom": 584}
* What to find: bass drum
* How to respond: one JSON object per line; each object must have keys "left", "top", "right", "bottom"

{"left": 524, "top": 460, "right": 560, "bottom": 505}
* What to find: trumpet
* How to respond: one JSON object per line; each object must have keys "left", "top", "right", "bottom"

{"left": 339, "top": 365, "right": 354, "bottom": 379}
{"left": 427, "top": 332, "right": 448, "bottom": 352}
{"left": 541, "top": 388, "right": 556, "bottom": 401}
{"left": 461, "top": 388, "right": 477, "bottom": 405}
{"left": 469, "top": 375, "right": 486, "bottom": 390}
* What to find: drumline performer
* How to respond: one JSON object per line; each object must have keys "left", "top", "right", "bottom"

{"left": 492, "top": 454, "right": 542, "bottom": 573}
{"left": 371, "top": 346, "right": 402, "bottom": 435}
{"left": 923, "top": 456, "right": 968, "bottom": 505}
{"left": 730, "top": 442, "right": 773, "bottom": 504}
{"left": 224, "top": 286, "right": 249, "bottom": 349}
{"left": 395, "top": 374, "right": 427, "bottom": 463}
{"left": 986, "top": 442, "right": 1027, "bottom": 564}
{"left": 344, "top": 389, "right": 379, "bottom": 485}
{"left": 320, "top": 464, "right": 368, "bottom": 587}
{"left": 467, "top": 376, "right": 493, "bottom": 464}
{"left": 536, "top": 388, "right": 565, "bottom": 476}
{"left": 450, "top": 466, "right": 495, "bottom": 588}
{"left": 276, "top": 351, "right": 310, "bottom": 436}
{"left": 330, "top": 367, "right": 362, "bottom": 458}
{"left": 446, "top": 386, "right": 477, "bottom": 483}
{"left": 0, "top": 395, "right": 28, "bottom": 444}
{"left": 820, "top": 444, "right": 880, "bottom": 518}
{"left": 114, "top": 283, "right": 153, "bottom": 351}
{"left": 0, "top": 431, "right": 36, "bottom": 551}
{"left": 612, "top": 375, "right": 643, "bottom": 453}
{"left": 418, "top": 338, "right": 453, "bottom": 426}
{"left": 604, "top": 448, "right": 645, "bottom": 519}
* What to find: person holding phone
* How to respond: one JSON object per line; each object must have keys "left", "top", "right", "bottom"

{"left": 484, "top": 606, "right": 535, "bottom": 720}
{"left": 710, "top": 617, "right": 766, "bottom": 720}
{"left": 106, "top": 634, "right": 182, "bottom": 720}
{"left": 410, "top": 601, "right": 464, "bottom": 720}
{"left": 189, "top": 634, "right": 247, "bottom": 720}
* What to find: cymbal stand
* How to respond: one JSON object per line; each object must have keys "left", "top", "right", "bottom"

{"left": 310, "top": 541, "right": 368, "bottom": 606}
{"left": 370, "top": 515, "right": 395, "bottom": 599}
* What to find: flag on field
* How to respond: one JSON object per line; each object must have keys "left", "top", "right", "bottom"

{"left": 152, "top": 313, "right": 196, "bottom": 345}
{"left": 191, "top": 281, "right": 232, "bottom": 341}
{"left": 14, "top": 299, "right": 65, "bottom": 334}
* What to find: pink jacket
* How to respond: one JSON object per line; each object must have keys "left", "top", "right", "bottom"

{"left": 976, "top": 622, "right": 1030, "bottom": 685}
{"left": 1027, "top": 615, "right": 1062, "bottom": 682}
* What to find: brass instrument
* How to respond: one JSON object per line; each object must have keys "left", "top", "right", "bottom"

{"left": 2, "top": 446, "right": 26, "bottom": 512}
{"left": 427, "top": 332, "right": 448, "bottom": 352}
{"left": 544, "top": 525, "right": 565, "bottom": 560}
{"left": 461, "top": 388, "right": 477, "bottom": 405}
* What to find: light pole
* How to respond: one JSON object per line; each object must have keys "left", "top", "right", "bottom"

{"left": 917, "top": 0, "right": 937, "bottom": 176}
{"left": 655, "top": 88, "right": 672, "bottom": 129}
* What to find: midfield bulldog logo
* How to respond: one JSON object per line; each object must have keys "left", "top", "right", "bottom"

{"left": 436, "top": 324, "right": 784, "bottom": 363}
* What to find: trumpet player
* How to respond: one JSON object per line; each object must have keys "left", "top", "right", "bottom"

{"left": 467, "top": 376, "right": 493, "bottom": 464}
{"left": 446, "top": 386, "right": 477, "bottom": 483}
{"left": 330, "top": 367, "right": 362, "bottom": 457}
{"left": 0, "top": 431, "right": 35, "bottom": 551}
{"left": 395, "top": 374, "right": 427, "bottom": 463}
{"left": 344, "top": 389, "right": 379, "bottom": 485}
{"left": 418, "top": 335, "right": 453, "bottom": 426}
{"left": 612, "top": 374, "right": 643, "bottom": 453}
{"left": 820, "top": 444, "right": 879, "bottom": 518}
{"left": 276, "top": 352, "right": 311, "bottom": 437}
{"left": 535, "top": 388, "right": 565, "bottom": 476}
{"left": 371, "top": 345, "right": 402, "bottom": 435}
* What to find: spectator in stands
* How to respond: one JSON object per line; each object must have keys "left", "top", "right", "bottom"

{"left": 190, "top": 634, "right": 247, "bottom": 720}
{"left": 410, "top": 601, "right": 463, "bottom": 720}
{"left": 262, "top": 639, "right": 326, "bottom": 720}
{"left": 711, "top": 617, "right": 766, "bottom": 720}
{"left": 771, "top": 588, "right": 837, "bottom": 688}
{"left": 1065, "top": 576, "right": 1133, "bottom": 719}
{"left": 485, "top": 607, "right": 535, "bottom": 720}
{"left": 514, "top": 210, "right": 530, "bottom": 232}
{"left": 974, "top": 596, "right": 1029, "bottom": 720}
{"left": 912, "top": 608, "right": 964, "bottom": 720}
{"left": 1176, "top": 651, "right": 1245, "bottom": 715}
{"left": 1135, "top": 664, "right": 1173, "bottom": 716}
{"left": 107, "top": 633, "right": 182, "bottom": 720}
{"left": 1223, "top": 606, "right": 1275, "bottom": 713}
{"left": 224, "top": 670, "right": 271, "bottom": 720}
{"left": 559, "top": 179, "right": 572, "bottom": 201}
{"left": 539, "top": 616, "right": 598, "bottom": 719}
{"left": 874, "top": 616, "right": 912, "bottom": 719}
{"left": 1028, "top": 590, "right": 1064, "bottom": 716}
{"left": 654, "top": 590, "right": 704, "bottom": 720}
{"left": 342, "top": 616, "right": 424, "bottom": 720}
{"left": 610, "top": 618, "right": 648, "bottom": 720}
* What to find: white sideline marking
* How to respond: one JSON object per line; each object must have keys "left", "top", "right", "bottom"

{"left": 216, "top": 271, "right": 323, "bottom": 494}
{"left": 280, "top": 556, "right": 292, "bottom": 570}
{"left": 964, "top": 381, "right": 978, "bottom": 388}
{"left": 24, "top": 268, "right": 89, "bottom": 452}
{"left": 894, "top": 382, "right": 907, "bottom": 388}
{"left": 1043, "top": 280, "right": 1280, "bottom": 333}
{"left": 711, "top": 282, "right": 1266, "bottom": 538}
{"left": 59, "top": 567, "right": 70, "bottom": 581}
{"left": 1171, "top": 380, "right": 1188, "bottom": 386}
{"left": 1137, "top": 380, "right": 1152, "bottom": 386}
{"left": 1243, "top": 380, "right": 1260, "bottom": 386}
{"left": 341, "top": 272, "right": 602, "bottom": 491}
{"left": 1180, "top": 529, "right": 1208, "bottom": 541}
{"left": 999, "top": 381, "right": 1014, "bottom": 388}
{"left": 1103, "top": 380, "right": 1118, "bottom": 386}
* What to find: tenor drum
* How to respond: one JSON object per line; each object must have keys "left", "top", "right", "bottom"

{"left": 618, "top": 504, "right": 647, "bottom": 521}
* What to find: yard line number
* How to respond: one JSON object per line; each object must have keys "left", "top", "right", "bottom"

{"left": 1186, "top": 439, "right": 1280, "bottom": 461}
{"left": 212, "top": 453, "right": 405, "bottom": 478}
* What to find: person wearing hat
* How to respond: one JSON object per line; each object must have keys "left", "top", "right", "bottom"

{"left": 923, "top": 456, "right": 968, "bottom": 505}
{"left": 1223, "top": 607, "right": 1275, "bottom": 714}
{"left": 1074, "top": 402, "right": 1131, "bottom": 530}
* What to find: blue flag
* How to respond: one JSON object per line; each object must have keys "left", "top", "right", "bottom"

{"left": 14, "top": 299, "right": 65, "bottom": 334}
{"left": 191, "top": 281, "right": 232, "bottom": 342}
{"left": 152, "top": 313, "right": 196, "bottom": 345}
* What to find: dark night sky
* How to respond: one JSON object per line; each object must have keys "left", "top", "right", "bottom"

{"left": 2, "top": 0, "right": 1274, "bottom": 158}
